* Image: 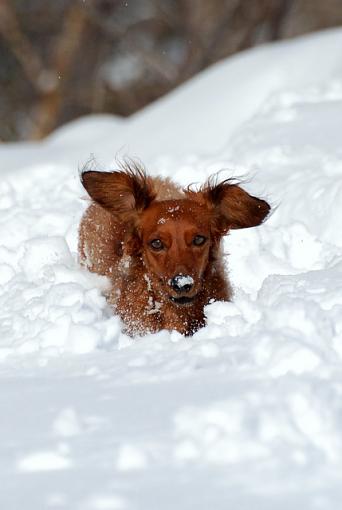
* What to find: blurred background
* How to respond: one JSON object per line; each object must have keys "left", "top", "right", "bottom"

{"left": 1, "top": 0, "right": 341, "bottom": 142}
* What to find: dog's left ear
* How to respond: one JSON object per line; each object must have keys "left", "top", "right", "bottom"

{"left": 188, "top": 179, "right": 270, "bottom": 236}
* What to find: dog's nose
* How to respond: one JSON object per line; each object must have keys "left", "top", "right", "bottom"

{"left": 170, "top": 274, "right": 194, "bottom": 293}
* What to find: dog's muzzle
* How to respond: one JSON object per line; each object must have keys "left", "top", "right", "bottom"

{"left": 169, "top": 294, "right": 197, "bottom": 306}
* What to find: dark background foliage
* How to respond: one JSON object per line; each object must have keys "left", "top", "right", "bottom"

{"left": 1, "top": 0, "right": 341, "bottom": 141}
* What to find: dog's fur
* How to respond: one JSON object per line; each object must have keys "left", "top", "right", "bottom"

{"left": 79, "top": 161, "right": 270, "bottom": 336}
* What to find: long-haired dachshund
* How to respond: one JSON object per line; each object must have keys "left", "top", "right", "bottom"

{"left": 79, "top": 161, "right": 270, "bottom": 336}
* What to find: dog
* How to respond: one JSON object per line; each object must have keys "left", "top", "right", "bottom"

{"left": 79, "top": 161, "right": 270, "bottom": 336}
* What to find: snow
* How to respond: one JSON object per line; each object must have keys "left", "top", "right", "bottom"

{"left": 175, "top": 275, "right": 194, "bottom": 286}
{"left": 2, "top": 27, "right": 342, "bottom": 509}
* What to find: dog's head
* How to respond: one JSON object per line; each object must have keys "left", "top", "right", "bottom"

{"left": 81, "top": 166, "right": 270, "bottom": 305}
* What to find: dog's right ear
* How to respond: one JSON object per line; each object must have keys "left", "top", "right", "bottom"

{"left": 81, "top": 169, "right": 156, "bottom": 222}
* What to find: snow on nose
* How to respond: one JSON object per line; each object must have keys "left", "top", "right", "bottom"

{"left": 169, "top": 274, "right": 194, "bottom": 293}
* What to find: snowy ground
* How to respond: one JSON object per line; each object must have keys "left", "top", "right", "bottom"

{"left": 1, "top": 28, "right": 342, "bottom": 509}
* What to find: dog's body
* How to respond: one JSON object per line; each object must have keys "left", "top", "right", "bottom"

{"left": 79, "top": 162, "right": 270, "bottom": 336}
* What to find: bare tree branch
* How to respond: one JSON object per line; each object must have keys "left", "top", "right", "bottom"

{"left": 30, "top": 3, "right": 88, "bottom": 139}
{"left": 0, "top": 0, "right": 45, "bottom": 92}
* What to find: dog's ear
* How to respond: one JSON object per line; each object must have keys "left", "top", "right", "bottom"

{"left": 187, "top": 179, "right": 270, "bottom": 237}
{"left": 81, "top": 168, "right": 156, "bottom": 223}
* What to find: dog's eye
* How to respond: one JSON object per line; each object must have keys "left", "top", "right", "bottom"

{"left": 149, "top": 239, "right": 164, "bottom": 250}
{"left": 193, "top": 235, "right": 207, "bottom": 246}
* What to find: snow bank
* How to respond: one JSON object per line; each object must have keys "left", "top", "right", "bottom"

{"left": 1, "top": 28, "right": 342, "bottom": 509}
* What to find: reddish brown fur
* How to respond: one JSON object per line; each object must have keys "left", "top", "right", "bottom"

{"left": 79, "top": 162, "right": 270, "bottom": 336}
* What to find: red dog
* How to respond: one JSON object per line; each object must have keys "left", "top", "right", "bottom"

{"left": 79, "top": 161, "right": 270, "bottom": 336}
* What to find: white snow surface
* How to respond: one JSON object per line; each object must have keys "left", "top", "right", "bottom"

{"left": 1, "top": 28, "right": 342, "bottom": 509}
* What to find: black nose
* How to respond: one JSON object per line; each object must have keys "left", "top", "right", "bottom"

{"left": 170, "top": 274, "right": 194, "bottom": 293}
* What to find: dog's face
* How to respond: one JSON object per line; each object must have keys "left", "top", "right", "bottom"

{"left": 81, "top": 166, "right": 270, "bottom": 306}
{"left": 138, "top": 200, "right": 212, "bottom": 305}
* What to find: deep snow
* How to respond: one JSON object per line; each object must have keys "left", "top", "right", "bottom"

{"left": 1, "top": 28, "right": 342, "bottom": 509}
